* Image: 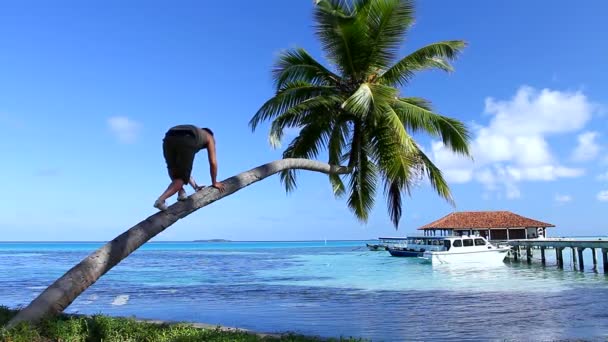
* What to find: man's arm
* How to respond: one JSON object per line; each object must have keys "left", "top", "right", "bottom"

{"left": 206, "top": 138, "right": 225, "bottom": 192}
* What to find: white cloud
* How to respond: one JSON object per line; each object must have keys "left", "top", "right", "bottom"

{"left": 571, "top": 131, "right": 600, "bottom": 162}
{"left": 554, "top": 194, "right": 572, "bottom": 203}
{"left": 107, "top": 116, "right": 141, "bottom": 143}
{"left": 431, "top": 86, "right": 593, "bottom": 198}
{"left": 597, "top": 190, "right": 608, "bottom": 202}
{"left": 597, "top": 172, "right": 608, "bottom": 181}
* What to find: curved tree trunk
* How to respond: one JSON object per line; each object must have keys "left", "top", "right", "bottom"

{"left": 6, "top": 158, "right": 349, "bottom": 328}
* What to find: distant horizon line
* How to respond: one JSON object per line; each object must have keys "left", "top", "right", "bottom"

{"left": 0, "top": 239, "right": 378, "bottom": 243}
{"left": 0, "top": 235, "right": 604, "bottom": 243}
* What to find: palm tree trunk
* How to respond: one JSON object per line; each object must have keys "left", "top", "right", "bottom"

{"left": 6, "top": 158, "right": 350, "bottom": 328}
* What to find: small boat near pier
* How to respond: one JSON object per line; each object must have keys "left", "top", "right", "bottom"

{"left": 421, "top": 236, "right": 511, "bottom": 265}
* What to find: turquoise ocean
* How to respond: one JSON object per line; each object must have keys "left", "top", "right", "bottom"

{"left": 1, "top": 240, "right": 608, "bottom": 341}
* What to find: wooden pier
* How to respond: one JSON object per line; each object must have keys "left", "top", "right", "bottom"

{"left": 505, "top": 238, "right": 608, "bottom": 272}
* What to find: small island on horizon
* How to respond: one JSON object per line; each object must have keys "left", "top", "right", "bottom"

{"left": 193, "top": 239, "right": 232, "bottom": 243}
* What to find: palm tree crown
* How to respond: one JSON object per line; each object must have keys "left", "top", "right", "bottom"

{"left": 250, "top": 0, "right": 472, "bottom": 228}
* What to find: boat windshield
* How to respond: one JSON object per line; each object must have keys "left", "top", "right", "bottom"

{"left": 474, "top": 238, "right": 486, "bottom": 246}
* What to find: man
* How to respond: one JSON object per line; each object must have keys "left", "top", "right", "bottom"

{"left": 154, "top": 124, "right": 225, "bottom": 211}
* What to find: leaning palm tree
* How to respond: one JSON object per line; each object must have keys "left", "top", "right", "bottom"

{"left": 6, "top": 0, "right": 471, "bottom": 329}
{"left": 250, "top": 0, "right": 472, "bottom": 228}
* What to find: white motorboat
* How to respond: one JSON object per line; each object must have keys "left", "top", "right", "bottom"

{"left": 421, "top": 236, "right": 511, "bottom": 265}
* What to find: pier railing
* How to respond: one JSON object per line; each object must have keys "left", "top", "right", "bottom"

{"left": 506, "top": 238, "right": 608, "bottom": 272}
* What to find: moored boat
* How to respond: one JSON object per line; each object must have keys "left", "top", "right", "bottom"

{"left": 387, "top": 247, "right": 423, "bottom": 257}
{"left": 366, "top": 237, "right": 409, "bottom": 251}
{"left": 386, "top": 236, "right": 445, "bottom": 257}
{"left": 366, "top": 243, "right": 387, "bottom": 251}
{"left": 421, "top": 236, "right": 511, "bottom": 264}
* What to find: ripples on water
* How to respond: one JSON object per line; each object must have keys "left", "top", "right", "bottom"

{"left": 1, "top": 242, "right": 608, "bottom": 341}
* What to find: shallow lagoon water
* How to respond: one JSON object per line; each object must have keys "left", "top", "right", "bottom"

{"left": 1, "top": 241, "right": 607, "bottom": 341}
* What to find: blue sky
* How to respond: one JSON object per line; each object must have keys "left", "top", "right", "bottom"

{"left": 1, "top": 0, "right": 606, "bottom": 241}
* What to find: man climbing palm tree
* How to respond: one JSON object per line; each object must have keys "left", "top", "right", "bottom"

{"left": 154, "top": 124, "right": 225, "bottom": 211}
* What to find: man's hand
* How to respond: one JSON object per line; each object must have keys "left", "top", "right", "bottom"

{"left": 212, "top": 182, "right": 225, "bottom": 192}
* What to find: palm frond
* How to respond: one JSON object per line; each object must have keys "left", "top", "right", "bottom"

{"left": 399, "top": 97, "right": 433, "bottom": 111}
{"left": 362, "top": 0, "right": 414, "bottom": 72}
{"left": 392, "top": 99, "right": 471, "bottom": 156}
{"left": 368, "top": 106, "right": 419, "bottom": 182}
{"left": 250, "top": 82, "right": 336, "bottom": 131}
{"left": 313, "top": 0, "right": 372, "bottom": 78}
{"left": 328, "top": 119, "right": 351, "bottom": 197}
{"left": 384, "top": 177, "right": 402, "bottom": 228}
{"left": 342, "top": 83, "right": 398, "bottom": 118}
{"left": 411, "top": 140, "right": 455, "bottom": 206}
{"left": 279, "top": 114, "right": 333, "bottom": 192}
{"left": 273, "top": 48, "right": 340, "bottom": 90}
{"left": 268, "top": 95, "right": 342, "bottom": 148}
{"left": 380, "top": 40, "right": 467, "bottom": 86}
{"left": 347, "top": 145, "right": 377, "bottom": 222}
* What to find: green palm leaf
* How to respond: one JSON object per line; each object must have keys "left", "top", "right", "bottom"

{"left": 273, "top": 48, "right": 340, "bottom": 90}
{"left": 268, "top": 95, "right": 342, "bottom": 148}
{"left": 392, "top": 99, "right": 471, "bottom": 155}
{"left": 410, "top": 138, "right": 455, "bottom": 206}
{"left": 253, "top": 0, "right": 472, "bottom": 229}
{"left": 328, "top": 119, "right": 351, "bottom": 197}
{"left": 347, "top": 145, "right": 377, "bottom": 222}
{"left": 314, "top": 0, "right": 373, "bottom": 78}
{"left": 279, "top": 114, "right": 334, "bottom": 192}
{"left": 250, "top": 82, "right": 336, "bottom": 131}
{"left": 380, "top": 40, "right": 467, "bottom": 86}
{"left": 384, "top": 177, "right": 402, "bottom": 228}
{"left": 362, "top": 0, "right": 414, "bottom": 72}
{"left": 342, "top": 83, "right": 397, "bottom": 118}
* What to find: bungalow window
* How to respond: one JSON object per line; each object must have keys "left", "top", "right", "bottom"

{"left": 463, "top": 239, "right": 473, "bottom": 247}
{"left": 453, "top": 240, "right": 462, "bottom": 247}
{"left": 474, "top": 238, "right": 486, "bottom": 246}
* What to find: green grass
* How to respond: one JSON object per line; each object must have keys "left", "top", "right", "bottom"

{"left": 0, "top": 306, "right": 365, "bottom": 342}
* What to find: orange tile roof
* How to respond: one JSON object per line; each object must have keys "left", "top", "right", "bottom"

{"left": 418, "top": 211, "right": 555, "bottom": 230}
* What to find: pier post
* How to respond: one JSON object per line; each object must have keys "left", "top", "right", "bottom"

{"left": 577, "top": 248, "right": 585, "bottom": 271}
{"left": 556, "top": 248, "right": 564, "bottom": 269}
{"left": 602, "top": 249, "right": 608, "bottom": 273}
{"left": 592, "top": 248, "right": 597, "bottom": 271}
{"left": 526, "top": 246, "right": 532, "bottom": 264}
{"left": 572, "top": 247, "right": 577, "bottom": 269}
{"left": 513, "top": 246, "right": 519, "bottom": 261}
{"left": 540, "top": 247, "right": 546, "bottom": 266}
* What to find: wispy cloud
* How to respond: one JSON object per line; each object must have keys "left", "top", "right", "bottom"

{"left": 571, "top": 131, "right": 600, "bottom": 162}
{"left": 554, "top": 194, "right": 572, "bottom": 204}
{"left": 107, "top": 116, "right": 141, "bottom": 144}
{"left": 597, "top": 190, "right": 608, "bottom": 202}
{"left": 431, "top": 86, "right": 595, "bottom": 199}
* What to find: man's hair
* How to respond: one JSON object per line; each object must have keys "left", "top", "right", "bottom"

{"left": 201, "top": 127, "right": 214, "bottom": 136}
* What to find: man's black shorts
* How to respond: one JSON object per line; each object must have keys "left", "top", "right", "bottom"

{"left": 162, "top": 133, "right": 199, "bottom": 184}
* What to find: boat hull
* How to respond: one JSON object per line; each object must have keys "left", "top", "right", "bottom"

{"left": 366, "top": 243, "right": 387, "bottom": 251}
{"left": 422, "top": 248, "right": 510, "bottom": 265}
{"left": 387, "top": 247, "right": 423, "bottom": 257}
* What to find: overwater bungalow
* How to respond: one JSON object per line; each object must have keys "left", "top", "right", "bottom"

{"left": 417, "top": 211, "right": 555, "bottom": 242}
